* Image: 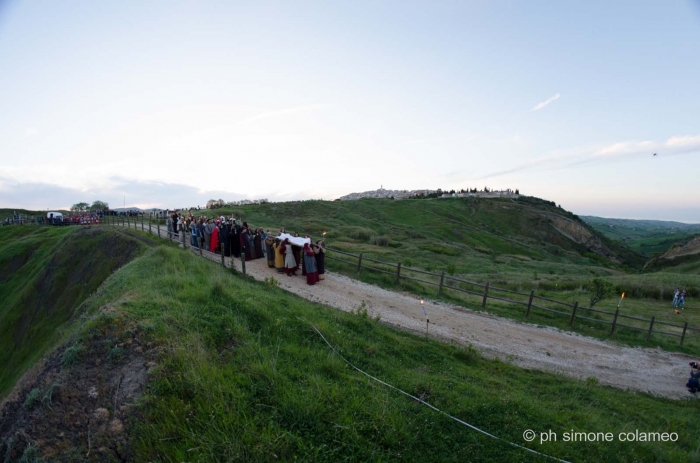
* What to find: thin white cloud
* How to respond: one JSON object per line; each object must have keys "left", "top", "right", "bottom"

{"left": 666, "top": 135, "right": 700, "bottom": 152}
{"left": 469, "top": 134, "right": 700, "bottom": 180}
{"left": 593, "top": 140, "right": 655, "bottom": 158}
{"left": 24, "top": 127, "right": 38, "bottom": 137}
{"left": 531, "top": 93, "right": 560, "bottom": 112}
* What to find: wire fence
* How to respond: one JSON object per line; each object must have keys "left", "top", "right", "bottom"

{"left": 322, "top": 245, "right": 697, "bottom": 346}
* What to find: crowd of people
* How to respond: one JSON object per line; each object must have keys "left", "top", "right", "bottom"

{"left": 164, "top": 212, "right": 326, "bottom": 286}
{"left": 672, "top": 288, "right": 687, "bottom": 310}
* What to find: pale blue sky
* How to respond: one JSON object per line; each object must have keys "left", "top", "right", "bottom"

{"left": 1, "top": 1, "right": 699, "bottom": 220}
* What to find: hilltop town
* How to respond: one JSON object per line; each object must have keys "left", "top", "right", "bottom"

{"left": 339, "top": 187, "right": 519, "bottom": 200}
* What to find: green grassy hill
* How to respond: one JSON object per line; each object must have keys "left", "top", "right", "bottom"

{"left": 582, "top": 216, "right": 700, "bottom": 257}
{"left": 1, "top": 228, "right": 699, "bottom": 462}
{"left": 211, "top": 196, "right": 645, "bottom": 273}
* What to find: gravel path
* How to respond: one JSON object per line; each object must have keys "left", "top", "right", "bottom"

{"left": 121, "top": 225, "right": 697, "bottom": 398}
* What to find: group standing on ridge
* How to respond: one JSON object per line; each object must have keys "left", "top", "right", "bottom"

{"left": 164, "top": 212, "right": 325, "bottom": 286}
{"left": 672, "top": 288, "right": 687, "bottom": 310}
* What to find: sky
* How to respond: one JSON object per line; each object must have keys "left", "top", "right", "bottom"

{"left": 1, "top": 1, "right": 699, "bottom": 221}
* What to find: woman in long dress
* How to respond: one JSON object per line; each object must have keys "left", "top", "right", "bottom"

{"left": 273, "top": 239, "right": 285, "bottom": 273}
{"left": 282, "top": 239, "right": 298, "bottom": 276}
{"left": 303, "top": 243, "right": 319, "bottom": 285}
{"left": 291, "top": 232, "right": 301, "bottom": 272}
{"left": 209, "top": 220, "right": 220, "bottom": 253}
{"left": 314, "top": 240, "right": 325, "bottom": 280}
{"left": 265, "top": 234, "right": 275, "bottom": 268}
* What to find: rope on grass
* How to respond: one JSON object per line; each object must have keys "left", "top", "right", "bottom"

{"left": 304, "top": 318, "right": 571, "bottom": 463}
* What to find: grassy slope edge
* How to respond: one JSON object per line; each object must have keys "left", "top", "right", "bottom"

{"left": 0, "top": 227, "right": 149, "bottom": 397}
{"left": 53, "top": 242, "right": 700, "bottom": 462}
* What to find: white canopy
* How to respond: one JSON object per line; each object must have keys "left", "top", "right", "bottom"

{"left": 277, "top": 232, "right": 311, "bottom": 247}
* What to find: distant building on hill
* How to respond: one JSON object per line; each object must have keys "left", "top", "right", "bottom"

{"left": 339, "top": 187, "right": 519, "bottom": 201}
{"left": 339, "top": 188, "right": 437, "bottom": 201}
{"left": 440, "top": 188, "right": 520, "bottom": 199}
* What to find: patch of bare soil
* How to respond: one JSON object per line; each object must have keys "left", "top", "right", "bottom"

{"left": 0, "top": 313, "right": 156, "bottom": 462}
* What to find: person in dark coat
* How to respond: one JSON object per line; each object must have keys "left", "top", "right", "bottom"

{"left": 231, "top": 220, "right": 241, "bottom": 258}
{"left": 221, "top": 221, "right": 231, "bottom": 257}
{"left": 240, "top": 227, "right": 252, "bottom": 261}
{"left": 314, "top": 240, "right": 326, "bottom": 280}
{"left": 254, "top": 229, "right": 263, "bottom": 259}
{"left": 265, "top": 234, "right": 275, "bottom": 268}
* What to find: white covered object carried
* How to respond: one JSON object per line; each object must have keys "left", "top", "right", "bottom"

{"left": 277, "top": 233, "right": 311, "bottom": 247}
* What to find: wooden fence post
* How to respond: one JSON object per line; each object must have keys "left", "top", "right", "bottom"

{"left": 610, "top": 308, "right": 620, "bottom": 335}
{"left": 438, "top": 271, "right": 445, "bottom": 296}
{"left": 357, "top": 253, "right": 363, "bottom": 275}
{"left": 240, "top": 253, "right": 246, "bottom": 275}
{"left": 395, "top": 262, "right": 402, "bottom": 285}
{"left": 569, "top": 301, "right": 579, "bottom": 326}
{"left": 526, "top": 290, "right": 534, "bottom": 317}
{"left": 482, "top": 282, "right": 489, "bottom": 308}
{"left": 141, "top": 215, "right": 143, "bottom": 230}
{"left": 680, "top": 321, "right": 688, "bottom": 346}
{"left": 646, "top": 316, "right": 655, "bottom": 342}
{"left": 199, "top": 238, "right": 203, "bottom": 256}
{"left": 182, "top": 230, "right": 186, "bottom": 250}
{"left": 157, "top": 223, "right": 160, "bottom": 238}
{"left": 149, "top": 220, "right": 152, "bottom": 234}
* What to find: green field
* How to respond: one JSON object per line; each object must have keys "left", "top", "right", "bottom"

{"left": 583, "top": 216, "right": 700, "bottom": 257}
{"left": 2, "top": 227, "right": 699, "bottom": 462}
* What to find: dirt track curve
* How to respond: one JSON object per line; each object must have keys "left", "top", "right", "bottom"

{"left": 125, "top": 225, "right": 697, "bottom": 398}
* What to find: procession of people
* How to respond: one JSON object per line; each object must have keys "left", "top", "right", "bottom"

{"left": 163, "top": 211, "right": 325, "bottom": 285}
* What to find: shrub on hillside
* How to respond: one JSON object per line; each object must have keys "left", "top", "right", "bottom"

{"left": 342, "top": 226, "right": 376, "bottom": 241}
{"left": 369, "top": 236, "right": 389, "bottom": 247}
{"left": 418, "top": 244, "right": 460, "bottom": 256}
{"left": 588, "top": 278, "right": 616, "bottom": 308}
{"left": 61, "top": 344, "right": 83, "bottom": 366}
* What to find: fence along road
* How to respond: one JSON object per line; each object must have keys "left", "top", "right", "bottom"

{"left": 324, "top": 247, "right": 697, "bottom": 346}
{"left": 108, "top": 216, "right": 696, "bottom": 398}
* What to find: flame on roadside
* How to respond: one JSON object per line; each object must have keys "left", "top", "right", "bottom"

{"left": 621, "top": 292, "right": 626, "bottom": 298}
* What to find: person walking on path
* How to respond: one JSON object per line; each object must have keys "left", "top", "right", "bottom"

{"left": 314, "top": 239, "right": 326, "bottom": 280}
{"left": 673, "top": 288, "right": 680, "bottom": 307}
{"left": 678, "top": 290, "right": 687, "bottom": 310}
{"left": 303, "top": 243, "right": 319, "bottom": 285}
{"left": 282, "top": 238, "right": 298, "bottom": 276}
{"left": 265, "top": 233, "right": 275, "bottom": 268}
{"left": 273, "top": 238, "right": 285, "bottom": 273}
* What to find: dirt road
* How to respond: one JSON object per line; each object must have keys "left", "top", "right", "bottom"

{"left": 124, "top": 226, "right": 697, "bottom": 398}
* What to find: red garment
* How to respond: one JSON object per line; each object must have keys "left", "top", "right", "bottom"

{"left": 210, "top": 227, "right": 219, "bottom": 253}
{"left": 304, "top": 247, "right": 319, "bottom": 285}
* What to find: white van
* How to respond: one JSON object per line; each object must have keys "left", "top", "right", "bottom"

{"left": 46, "top": 212, "right": 63, "bottom": 222}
